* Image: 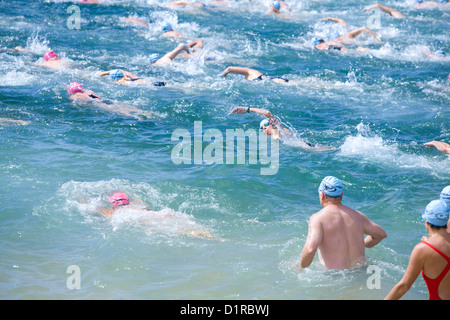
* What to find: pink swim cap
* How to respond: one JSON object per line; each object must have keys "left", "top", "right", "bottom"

{"left": 68, "top": 82, "right": 85, "bottom": 94}
{"left": 44, "top": 51, "right": 58, "bottom": 61}
{"left": 448, "top": 72, "right": 450, "bottom": 82}
{"left": 109, "top": 192, "right": 130, "bottom": 206}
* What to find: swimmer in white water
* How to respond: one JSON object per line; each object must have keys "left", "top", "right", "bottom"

{"left": 98, "top": 192, "right": 214, "bottom": 239}
{"left": 67, "top": 82, "right": 153, "bottom": 119}
{"left": 221, "top": 66, "right": 289, "bottom": 84}
{"left": 231, "top": 106, "right": 334, "bottom": 150}
{"left": 149, "top": 41, "right": 203, "bottom": 66}
{"left": 98, "top": 69, "right": 169, "bottom": 87}
{"left": 41, "top": 51, "right": 69, "bottom": 70}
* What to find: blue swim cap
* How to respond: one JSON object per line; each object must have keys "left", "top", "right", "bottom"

{"left": 149, "top": 53, "right": 161, "bottom": 64}
{"left": 162, "top": 23, "right": 173, "bottom": 33}
{"left": 434, "top": 50, "right": 446, "bottom": 57}
{"left": 318, "top": 176, "right": 343, "bottom": 197}
{"left": 312, "top": 37, "right": 324, "bottom": 46}
{"left": 440, "top": 186, "right": 450, "bottom": 206}
{"left": 439, "top": 0, "right": 449, "bottom": 4}
{"left": 272, "top": 1, "right": 281, "bottom": 10}
{"left": 108, "top": 69, "right": 124, "bottom": 81}
{"left": 416, "top": 0, "right": 424, "bottom": 3}
{"left": 422, "top": 199, "right": 449, "bottom": 227}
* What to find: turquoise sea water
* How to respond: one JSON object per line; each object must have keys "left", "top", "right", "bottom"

{"left": 0, "top": 0, "right": 449, "bottom": 300}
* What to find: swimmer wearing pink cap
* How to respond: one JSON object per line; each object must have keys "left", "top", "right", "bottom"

{"left": 109, "top": 192, "right": 130, "bottom": 207}
{"left": 68, "top": 82, "right": 102, "bottom": 100}
{"left": 44, "top": 51, "right": 59, "bottom": 61}
{"left": 42, "top": 50, "right": 68, "bottom": 70}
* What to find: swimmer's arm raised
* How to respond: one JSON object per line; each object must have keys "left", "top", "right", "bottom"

{"left": 164, "top": 43, "right": 190, "bottom": 61}
{"left": 221, "top": 67, "right": 251, "bottom": 78}
{"left": 231, "top": 107, "right": 290, "bottom": 134}
{"left": 424, "top": 140, "right": 450, "bottom": 155}
{"left": 320, "top": 17, "right": 348, "bottom": 27}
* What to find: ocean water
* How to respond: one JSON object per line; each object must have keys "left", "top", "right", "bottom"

{"left": 0, "top": 0, "right": 449, "bottom": 300}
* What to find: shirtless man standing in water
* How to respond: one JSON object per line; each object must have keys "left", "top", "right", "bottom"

{"left": 300, "top": 176, "right": 387, "bottom": 269}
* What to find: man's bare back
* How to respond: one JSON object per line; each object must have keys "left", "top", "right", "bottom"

{"left": 300, "top": 176, "right": 387, "bottom": 270}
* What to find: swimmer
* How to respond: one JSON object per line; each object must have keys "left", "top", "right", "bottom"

{"left": 362, "top": 3, "right": 405, "bottom": 18}
{"left": 312, "top": 26, "right": 381, "bottom": 52}
{"left": 149, "top": 41, "right": 202, "bottom": 65}
{"left": 424, "top": 140, "right": 450, "bottom": 155}
{"left": 416, "top": 0, "right": 449, "bottom": 8}
{"left": 425, "top": 50, "right": 447, "bottom": 58}
{"left": 42, "top": 51, "right": 68, "bottom": 70}
{"left": 79, "top": 0, "right": 99, "bottom": 4}
{"left": 162, "top": 23, "right": 187, "bottom": 38}
{"left": 98, "top": 69, "right": 169, "bottom": 87}
{"left": 123, "top": 17, "right": 149, "bottom": 27}
{"left": 167, "top": 0, "right": 205, "bottom": 7}
{"left": 385, "top": 199, "right": 450, "bottom": 300}
{"left": 68, "top": 82, "right": 153, "bottom": 119}
{"left": 299, "top": 176, "right": 387, "bottom": 270}
{"left": 0, "top": 118, "right": 30, "bottom": 126}
{"left": 221, "top": 66, "right": 289, "bottom": 83}
{"left": 332, "top": 27, "right": 382, "bottom": 44}
{"left": 98, "top": 192, "right": 214, "bottom": 239}
{"left": 441, "top": 185, "right": 450, "bottom": 207}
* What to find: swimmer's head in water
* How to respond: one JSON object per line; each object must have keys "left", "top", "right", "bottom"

{"left": 44, "top": 51, "right": 58, "bottom": 61}
{"left": 416, "top": 0, "right": 424, "bottom": 3}
{"left": 68, "top": 82, "right": 85, "bottom": 94}
{"left": 149, "top": 53, "right": 161, "bottom": 64}
{"left": 260, "top": 119, "right": 275, "bottom": 135}
{"left": 271, "top": 0, "right": 281, "bottom": 10}
{"left": 434, "top": 50, "right": 446, "bottom": 57}
{"left": 441, "top": 186, "right": 450, "bottom": 206}
{"left": 109, "top": 192, "right": 130, "bottom": 207}
{"left": 162, "top": 23, "right": 173, "bottom": 33}
{"left": 312, "top": 37, "right": 324, "bottom": 46}
{"left": 318, "top": 176, "right": 343, "bottom": 198}
{"left": 422, "top": 199, "right": 449, "bottom": 227}
{"left": 109, "top": 69, "right": 124, "bottom": 81}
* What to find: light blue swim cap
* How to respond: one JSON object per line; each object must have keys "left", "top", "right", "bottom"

{"left": 108, "top": 69, "right": 124, "bottom": 81}
{"left": 422, "top": 199, "right": 449, "bottom": 227}
{"left": 440, "top": 186, "right": 450, "bottom": 206}
{"left": 272, "top": 1, "right": 281, "bottom": 10}
{"left": 416, "top": 0, "right": 424, "bottom": 3}
{"left": 162, "top": 23, "right": 173, "bottom": 33}
{"left": 149, "top": 53, "right": 161, "bottom": 64}
{"left": 439, "top": 0, "right": 449, "bottom": 4}
{"left": 312, "top": 37, "right": 324, "bottom": 46}
{"left": 434, "top": 50, "right": 446, "bottom": 57}
{"left": 318, "top": 176, "right": 343, "bottom": 197}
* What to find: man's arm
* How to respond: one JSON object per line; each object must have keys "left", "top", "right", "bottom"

{"left": 363, "top": 4, "right": 404, "bottom": 18}
{"left": 300, "top": 214, "right": 323, "bottom": 268}
{"left": 231, "top": 107, "right": 290, "bottom": 134}
{"left": 163, "top": 43, "right": 190, "bottom": 61}
{"left": 361, "top": 212, "right": 387, "bottom": 248}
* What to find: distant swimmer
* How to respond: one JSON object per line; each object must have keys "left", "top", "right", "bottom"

{"left": 424, "top": 50, "right": 447, "bottom": 58}
{"left": 167, "top": 0, "right": 205, "bottom": 7}
{"left": 416, "top": 0, "right": 450, "bottom": 8}
{"left": 162, "top": 23, "right": 187, "bottom": 38}
{"left": 79, "top": 0, "right": 99, "bottom": 4}
{"left": 221, "top": 66, "right": 289, "bottom": 84}
{"left": 98, "top": 69, "right": 168, "bottom": 87}
{"left": 98, "top": 192, "right": 214, "bottom": 239}
{"left": 385, "top": 199, "right": 450, "bottom": 300}
{"left": 123, "top": 17, "right": 149, "bottom": 27}
{"left": 320, "top": 17, "right": 349, "bottom": 27}
{"left": 424, "top": 140, "right": 450, "bottom": 155}
{"left": 231, "top": 106, "right": 333, "bottom": 150}
{"left": 68, "top": 82, "right": 153, "bottom": 119}
{"left": 362, "top": 3, "right": 405, "bottom": 18}
{"left": 0, "top": 118, "right": 30, "bottom": 126}
{"left": 149, "top": 41, "right": 202, "bottom": 66}
{"left": 299, "top": 176, "right": 387, "bottom": 270}
{"left": 42, "top": 51, "right": 68, "bottom": 70}
{"left": 312, "top": 27, "right": 381, "bottom": 51}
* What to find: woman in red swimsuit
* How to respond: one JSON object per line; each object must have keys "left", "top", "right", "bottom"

{"left": 385, "top": 199, "right": 450, "bottom": 300}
